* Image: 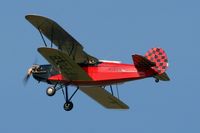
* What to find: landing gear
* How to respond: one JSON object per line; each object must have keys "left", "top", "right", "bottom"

{"left": 46, "top": 86, "right": 56, "bottom": 96}
{"left": 46, "top": 84, "right": 79, "bottom": 111}
{"left": 63, "top": 102, "right": 73, "bottom": 111}
{"left": 61, "top": 86, "right": 79, "bottom": 111}
{"left": 155, "top": 78, "right": 159, "bottom": 83}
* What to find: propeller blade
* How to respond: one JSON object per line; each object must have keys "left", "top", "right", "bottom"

{"left": 23, "top": 74, "right": 30, "bottom": 85}
{"left": 23, "top": 67, "right": 33, "bottom": 85}
{"left": 23, "top": 64, "right": 40, "bottom": 85}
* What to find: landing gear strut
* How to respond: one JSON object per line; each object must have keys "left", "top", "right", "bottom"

{"left": 46, "top": 84, "right": 79, "bottom": 111}
{"left": 62, "top": 86, "right": 79, "bottom": 111}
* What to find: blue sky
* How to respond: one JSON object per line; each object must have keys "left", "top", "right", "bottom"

{"left": 0, "top": 0, "right": 199, "bottom": 132}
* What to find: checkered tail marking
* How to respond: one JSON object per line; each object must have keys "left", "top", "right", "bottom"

{"left": 145, "top": 48, "right": 169, "bottom": 74}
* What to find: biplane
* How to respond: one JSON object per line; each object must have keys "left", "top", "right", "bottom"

{"left": 24, "top": 15, "right": 170, "bottom": 111}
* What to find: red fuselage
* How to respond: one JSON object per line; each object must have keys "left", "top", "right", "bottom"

{"left": 48, "top": 61, "right": 156, "bottom": 86}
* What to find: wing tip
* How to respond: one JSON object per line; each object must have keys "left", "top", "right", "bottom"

{"left": 25, "top": 14, "right": 39, "bottom": 20}
{"left": 25, "top": 14, "right": 52, "bottom": 23}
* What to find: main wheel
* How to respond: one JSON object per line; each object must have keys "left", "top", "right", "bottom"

{"left": 46, "top": 87, "right": 56, "bottom": 96}
{"left": 63, "top": 102, "right": 73, "bottom": 111}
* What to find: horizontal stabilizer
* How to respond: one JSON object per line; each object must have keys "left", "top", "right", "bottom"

{"left": 154, "top": 72, "right": 170, "bottom": 81}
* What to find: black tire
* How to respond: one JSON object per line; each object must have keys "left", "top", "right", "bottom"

{"left": 46, "top": 87, "right": 56, "bottom": 96}
{"left": 63, "top": 102, "right": 73, "bottom": 111}
{"left": 155, "top": 79, "right": 159, "bottom": 83}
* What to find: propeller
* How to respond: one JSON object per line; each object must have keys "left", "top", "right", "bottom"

{"left": 23, "top": 64, "right": 40, "bottom": 85}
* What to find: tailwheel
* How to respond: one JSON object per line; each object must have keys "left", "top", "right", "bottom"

{"left": 155, "top": 78, "right": 159, "bottom": 83}
{"left": 63, "top": 101, "right": 73, "bottom": 111}
{"left": 46, "top": 86, "right": 56, "bottom": 96}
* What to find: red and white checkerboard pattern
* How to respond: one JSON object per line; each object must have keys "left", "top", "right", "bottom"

{"left": 145, "top": 48, "right": 169, "bottom": 74}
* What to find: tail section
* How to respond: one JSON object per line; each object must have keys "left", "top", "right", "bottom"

{"left": 144, "top": 48, "right": 169, "bottom": 75}
{"left": 132, "top": 47, "right": 170, "bottom": 81}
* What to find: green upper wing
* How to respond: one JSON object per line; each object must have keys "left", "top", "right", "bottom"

{"left": 26, "top": 14, "right": 98, "bottom": 64}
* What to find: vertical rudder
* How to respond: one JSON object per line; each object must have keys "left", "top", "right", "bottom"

{"left": 145, "top": 48, "right": 169, "bottom": 75}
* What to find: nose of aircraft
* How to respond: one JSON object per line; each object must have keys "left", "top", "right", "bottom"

{"left": 24, "top": 64, "right": 58, "bottom": 85}
{"left": 32, "top": 65, "right": 50, "bottom": 82}
{"left": 24, "top": 64, "right": 41, "bottom": 84}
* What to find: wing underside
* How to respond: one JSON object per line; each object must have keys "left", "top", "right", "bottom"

{"left": 38, "top": 47, "right": 91, "bottom": 81}
{"left": 80, "top": 86, "right": 129, "bottom": 109}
